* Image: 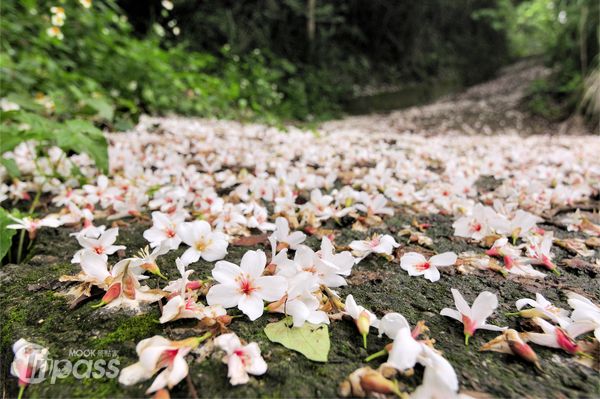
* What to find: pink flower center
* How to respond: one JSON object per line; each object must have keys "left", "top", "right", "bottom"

{"left": 158, "top": 349, "right": 178, "bottom": 368}
{"left": 234, "top": 349, "right": 248, "bottom": 366}
{"left": 462, "top": 314, "right": 476, "bottom": 335}
{"left": 239, "top": 279, "right": 256, "bottom": 295}
{"left": 165, "top": 228, "right": 176, "bottom": 238}
{"left": 93, "top": 246, "right": 104, "bottom": 254}
{"left": 416, "top": 262, "right": 431, "bottom": 271}
{"left": 471, "top": 222, "right": 482, "bottom": 232}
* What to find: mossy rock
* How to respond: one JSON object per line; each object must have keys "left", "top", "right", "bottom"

{"left": 1, "top": 214, "right": 599, "bottom": 398}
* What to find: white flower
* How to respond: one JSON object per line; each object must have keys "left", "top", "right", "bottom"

{"left": 214, "top": 333, "right": 267, "bottom": 385}
{"left": 7, "top": 215, "right": 62, "bottom": 239}
{"left": 411, "top": 346, "right": 459, "bottom": 399}
{"left": 176, "top": 220, "right": 228, "bottom": 265}
{"left": 119, "top": 335, "right": 204, "bottom": 393}
{"left": 452, "top": 203, "right": 495, "bottom": 240}
{"left": 270, "top": 271, "right": 329, "bottom": 327}
{"left": 277, "top": 244, "right": 350, "bottom": 288}
{"left": 269, "top": 216, "right": 306, "bottom": 251}
{"left": 513, "top": 293, "right": 570, "bottom": 326}
{"left": 400, "top": 252, "right": 457, "bottom": 282}
{"left": 524, "top": 317, "right": 581, "bottom": 355}
{"left": 525, "top": 232, "right": 558, "bottom": 274}
{"left": 159, "top": 258, "right": 227, "bottom": 323}
{"left": 206, "top": 250, "right": 287, "bottom": 320}
{"left": 131, "top": 243, "right": 170, "bottom": 278}
{"left": 72, "top": 227, "right": 126, "bottom": 263}
{"left": 440, "top": 288, "right": 506, "bottom": 345}
{"left": 344, "top": 294, "right": 378, "bottom": 348}
{"left": 355, "top": 193, "right": 394, "bottom": 216}
{"left": 566, "top": 292, "right": 600, "bottom": 340}
{"left": 143, "top": 211, "right": 185, "bottom": 250}
{"left": 349, "top": 234, "right": 399, "bottom": 261}
{"left": 316, "top": 237, "right": 355, "bottom": 277}
{"left": 10, "top": 339, "right": 49, "bottom": 389}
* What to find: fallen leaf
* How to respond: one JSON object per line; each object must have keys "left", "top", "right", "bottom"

{"left": 264, "top": 316, "right": 330, "bottom": 362}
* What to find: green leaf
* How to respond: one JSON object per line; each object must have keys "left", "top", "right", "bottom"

{"left": 0, "top": 157, "right": 21, "bottom": 178}
{"left": 56, "top": 120, "right": 109, "bottom": 173}
{"left": 264, "top": 317, "right": 330, "bottom": 362}
{"left": 0, "top": 207, "right": 18, "bottom": 263}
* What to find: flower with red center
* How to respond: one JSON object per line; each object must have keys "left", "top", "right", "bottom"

{"left": 118, "top": 334, "right": 211, "bottom": 394}
{"left": 206, "top": 250, "right": 287, "bottom": 321}
{"left": 400, "top": 252, "right": 457, "bottom": 282}
{"left": 440, "top": 288, "right": 506, "bottom": 345}
{"left": 525, "top": 317, "right": 586, "bottom": 356}
{"left": 214, "top": 333, "right": 267, "bottom": 385}
{"left": 10, "top": 339, "right": 49, "bottom": 398}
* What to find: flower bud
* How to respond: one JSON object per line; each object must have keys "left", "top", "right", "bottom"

{"left": 360, "top": 370, "right": 401, "bottom": 396}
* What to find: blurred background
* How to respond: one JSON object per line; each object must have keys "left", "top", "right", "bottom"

{"left": 1, "top": 0, "right": 598, "bottom": 129}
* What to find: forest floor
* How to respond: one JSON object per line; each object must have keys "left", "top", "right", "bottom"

{"left": 1, "top": 61, "right": 599, "bottom": 399}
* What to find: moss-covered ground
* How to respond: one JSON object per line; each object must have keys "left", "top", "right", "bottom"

{"left": 1, "top": 202, "right": 599, "bottom": 398}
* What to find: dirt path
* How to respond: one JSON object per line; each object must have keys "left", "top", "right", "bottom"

{"left": 322, "top": 59, "right": 592, "bottom": 136}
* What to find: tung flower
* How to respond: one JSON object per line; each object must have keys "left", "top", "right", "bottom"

{"left": 400, "top": 251, "right": 457, "bottom": 282}
{"left": 440, "top": 288, "right": 506, "bottom": 345}
{"left": 214, "top": 333, "right": 267, "bottom": 385}
{"left": 206, "top": 250, "right": 287, "bottom": 320}
{"left": 176, "top": 220, "right": 228, "bottom": 265}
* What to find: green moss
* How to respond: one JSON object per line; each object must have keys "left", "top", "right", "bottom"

{"left": 93, "top": 312, "right": 162, "bottom": 349}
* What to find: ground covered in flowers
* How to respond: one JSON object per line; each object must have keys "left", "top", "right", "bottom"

{"left": 1, "top": 65, "right": 599, "bottom": 398}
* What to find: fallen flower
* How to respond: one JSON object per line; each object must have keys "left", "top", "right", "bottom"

{"left": 480, "top": 329, "right": 541, "bottom": 370}
{"left": 176, "top": 220, "right": 229, "bottom": 264}
{"left": 508, "top": 293, "right": 570, "bottom": 327}
{"left": 525, "top": 232, "right": 559, "bottom": 275}
{"left": 143, "top": 211, "right": 185, "bottom": 250}
{"left": 7, "top": 215, "right": 62, "bottom": 239}
{"left": 11, "top": 338, "right": 49, "bottom": 399}
{"left": 72, "top": 227, "right": 126, "bottom": 263}
{"left": 206, "top": 250, "right": 287, "bottom": 320}
{"left": 440, "top": 288, "right": 506, "bottom": 345}
{"left": 400, "top": 251, "right": 457, "bottom": 282}
{"left": 524, "top": 317, "right": 582, "bottom": 355}
{"left": 118, "top": 334, "right": 210, "bottom": 394}
{"left": 349, "top": 234, "right": 399, "bottom": 261}
{"left": 269, "top": 216, "right": 306, "bottom": 252}
{"left": 344, "top": 294, "right": 378, "bottom": 348}
{"left": 566, "top": 292, "right": 600, "bottom": 340}
{"left": 214, "top": 333, "right": 267, "bottom": 385}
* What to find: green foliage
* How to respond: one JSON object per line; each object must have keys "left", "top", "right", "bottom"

{"left": 264, "top": 316, "right": 330, "bottom": 362}
{"left": 0, "top": 0, "right": 338, "bottom": 129}
{"left": 1, "top": 110, "right": 109, "bottom": 173}
{"left": 0, "top": 208, "right": 19, "bottom": 262}
{"left": 473, "top": 0, "right": 599, "bottom": 122}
